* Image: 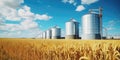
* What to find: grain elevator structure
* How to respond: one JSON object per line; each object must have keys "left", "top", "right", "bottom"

{"left": 81, "top": 7, "right": 102, "bottom": 39}
{"left": 46, "top": 29, "right": 52, "bottom": 39}
{"left": 65, "top": 18, "right": 79, "bottom": 39}
{"left": 42, "top": 31, "right": 46, "bottom": 39}
{"left": 51, "top": 26, "right": 61, "bottom": 39}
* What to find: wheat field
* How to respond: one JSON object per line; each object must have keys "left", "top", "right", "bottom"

{"left": 0, "top": 38, "right": 120, "bottom": 60}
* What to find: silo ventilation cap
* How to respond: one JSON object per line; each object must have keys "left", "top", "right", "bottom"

{"left": 53, "top": 25, "right": 60, "bottom": 28}
{"left": 69, "top": 18, "right": 77, "bottom": 22}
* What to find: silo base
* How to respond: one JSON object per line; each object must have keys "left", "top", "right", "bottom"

{"left": 65, "top": 35, "right": 79, "bottom": 39}
{"left": 46, "top": 36, "right": 51, "bottom": 39}
{"left": 51, "top": 36, "right": 61, "bottom": 39}
{"left": 46, "top": 38, "right": 51, "bottom": 39}
{"left": 82, "top": 34, "right": 101, "bottom": 40}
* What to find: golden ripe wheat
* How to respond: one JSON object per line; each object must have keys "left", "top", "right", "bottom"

{"left": 0, "top": 38, "right": 120, "bottom": 60}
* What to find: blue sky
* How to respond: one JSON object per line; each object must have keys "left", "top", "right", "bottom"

{"left": 0, "top": 0, "right": 120, "bottom": 38}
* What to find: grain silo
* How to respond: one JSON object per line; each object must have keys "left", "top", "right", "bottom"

{"left": 41, "top": 32, "right": 43, "bottom": 39}
{"left": 81, "top": 7, "right": 102, "bottom": 39}
{"left": 40, "top": 34, "right": 43, "bottom": 39}
{"left": 42, "top": 31, "right": 46, "bottom": 39}
{"left": 46, "top": 29, "right": 52, "bottom": 39}
{"left": 65, "top": 18, "right": 79, "bottom": 39}
{"left": 51, "top": 26, "right": 61, "bottom": 39}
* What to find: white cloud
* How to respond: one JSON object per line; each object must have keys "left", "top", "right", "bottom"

{"left": 0, "top": 0, "right": 24, "bottom": 8}
{"left": 35, "top": 14, "right": 52, "bottom": 20}
{"left": 0, "top": 24, "right": 24, "bottom": 32}
{"left": 62, "top": 0, "right": 99, "bottom": 6}
{"left": 19, "top": 5, "right": 52, "bottom": 21}
{"left": 0, "top": 0, "right": 52, "bottom": 38}
{"left": 20, "top": 20, "right": 38, "bottom": 30}
{"left": 0, "top": 0, "right": 52, "bottom": 21}
{"left": 62, "top": 0, "right": 76, "bottom": 6}
{"left": 76, "top": 5, "right": 85, "bottom": 12}
{"left": 81, "top": 0, "right": 99, "bottom": 5}
{"left": 0, "top": 19, "right": 41, "bottom": 38}
{"left": 75, "top": 0, "right": 99, "bottom": 12}
{"left": 6, "top": 9, "right": 21, "bottom": 20}
{"left": 0, "top": 20, "right": 38, "bottom": 31}
{"left": 18, "top": 6, "right": 35, "bottom": 20}
{"left": 0, "top": 29, "right": 42, "bottom": 38}
{"left": 62, "top": 0, "right": 99, "bottom": 12}
{"left": 0, "top": 0, "right": 23, "bottom": 21}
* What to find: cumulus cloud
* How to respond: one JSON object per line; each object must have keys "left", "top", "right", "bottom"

{"left": 0, "top": 19, "right": 41, "bottom": 38}
{"left": 18, "top": 6, "right": 35, "bottom": 19}
{"left": 0, "top": 0, "right": 23, "bottom": 21}
{"left": 20, "top": 20, "right": 38, "bottom": 30}
{"left": 75, "top": 5, "right": 85, "bottom": 12}
{"left": 0, "top": 0, "right": 52, "bottom": 38}
{"left": 18, "top": 5, "right": 52, "bottom": 21}
{"left": 81, "top": 0, "right": 99, "bottom": 5}
{"left": 0, "top": 20, "right": 38, "bottom": 31}
{"left": 0, "top": 0, "right": 52, "bottom": 21}
{"left": 75, "top": 0, "right": 99, "bottom": 12}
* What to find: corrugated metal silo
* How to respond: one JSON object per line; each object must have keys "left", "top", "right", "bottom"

{"left": 51, "top": 26, "right": 61, "bottom": 39}
{"left": 40, "top": 34, "right": 42, "bottom": 39}
{"left": 81, "top": 13, "right": 101, "bottom": 39}
{"left": 41, "top": 33, "right": 43, "bottom": 39}
{"left": 42, "top": 31, "right": 46, "bottom": 39}
{"left": 46, "top": 29, "right": 52, "bottom": 39}
{"left": 65, "top": 19, "right": 79, "bottom": 39}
